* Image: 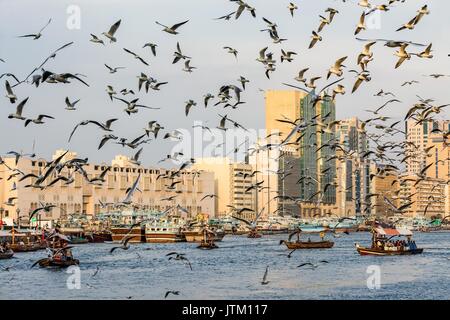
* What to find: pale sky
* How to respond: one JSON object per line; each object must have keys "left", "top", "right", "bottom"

{"left": 0, "top": 0, "right": 449, "bottom": 167}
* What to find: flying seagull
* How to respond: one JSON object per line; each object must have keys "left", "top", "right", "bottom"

{"left": 18, "top": 18, "right": 52, "bottom": 40}
{"left": 155, "top": 20, "right": 189, "bottom": 35}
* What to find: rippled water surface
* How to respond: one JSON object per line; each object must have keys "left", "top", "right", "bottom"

{"left": 1, "top": 232, "right": 450, "bottom": 300}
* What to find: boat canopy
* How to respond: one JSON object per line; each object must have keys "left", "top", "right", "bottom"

{"left": 374, "top": 227, "right": 412, "bottom": 236}
{"left": 298, "top": 227, "right": 327, "bottom": 233}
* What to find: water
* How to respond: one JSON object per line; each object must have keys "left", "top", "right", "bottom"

{"left": 1, "top": 232, "right": 450, "bottom": 300}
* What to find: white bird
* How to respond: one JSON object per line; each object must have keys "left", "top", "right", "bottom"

{"left": 327, "top": 56, "right": 347, "bottom": 79}
{"left": 354, "top": 12, "right": 366, "bottom": 35}
{"left": 18, "top": 18, "right": 51, "bottom": 40}
{"left": 65, "top": 97, "right": 80, "bottom": 111}
{"left": 182, "top": 60, "right": 196, "bottom": 73}
{"left": 8, "top": 97, "right": 29, "bottom": 120}
{"left": 155, "top": 20, "right": 189, "bottom": 35}
{"left": 394, "top": 43, "right": 411, "bottom": 69}
{"left": 90, "top": 34, "right": 104, "bottom": 45}
{"left": 288, "top": 3, "right": 298, "bottom": 17}
{"left": 5, "top": 80, "right": 17, "bottom": 103}
{"left": 102, "top": 20, "right": 121, "bottom": 43}
{"left": 105, "top": 64, "right": 125, "bottom": 73}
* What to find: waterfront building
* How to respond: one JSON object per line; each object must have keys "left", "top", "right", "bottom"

{"left": 0, "top": 150, "right": 215, "bottom": 225}
{"left": 370, "top": 163, "right": 400, "bottom": 217}
{"left": 191, "top": 157, "right": 256, "bottom": 220}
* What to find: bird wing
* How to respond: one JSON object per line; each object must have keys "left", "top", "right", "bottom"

{"left": 171, "top": 20, "right": 189, "bottom": 30}
{"left": 108, "top": 20, "right": 121, "bottom": 36}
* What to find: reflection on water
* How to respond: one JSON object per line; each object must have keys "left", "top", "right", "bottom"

{"left": 1, "top": 232, "right": 450, "bottom": 300}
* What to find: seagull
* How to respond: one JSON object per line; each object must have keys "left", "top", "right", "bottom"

{"left": 113, "top": 97, "right": 160, "bottom": 115}
{"left": 182, "top": 60, "right": 196, "bottom": 73}
{"left": 351, "top": 71, "right": 371, "bottom": 93}
{"left": 155, "top": 20, "right": 189, "bottom": 35}
{"left": 104, "top": 64, "right": 125, "bottom": 73}
{"left": 261, "top": 265, "right": 270, "bottom": 285}
{"left": 4, "top": 80, "right": 17, "bottom": 103}
{"left": 396, "top": 16, "right": 418, "bottom": 32}
{"left": 24, "top": 114, "right": 54, "bottom": 127}
{"left": 238, "top": 76, "right": 249, "bottom": 90}
{"left": 288, "top": 3, "right": 298, "bottom": 17}
{"left": 354, "top": 12, "right": 366, "bottom": 35}
{"left": 309, "top": 31, "right": 322, "bottom": 49}
{"left": 394, "top": 43, "right": 411, "bottom": 69}
{"left": 223, "top": 46, "right": 238, "bottom": 59}
{"left": 65, "top": 97, "right": 80, "bottom": 110}
{"left": 185, "top": 100, "right": 197, "bottom": 116}
{"left": 68, "top": 119, "right": 118, "bottom": 142}
{"left": 102, "top": 20, "right": 121, "bottom": 43}
{"left": 18, "top": 18, "right": 51, "bottom": 40}
{"left": 164, "top": 291, "right": 180, "bottom": 299}
{"left": 214, "top": 11, "right": 236, "bottom": 21}
{"left": 123, "top": 48, "right": 149, "bottom": 66}
{"left": 90, "top": 34, "right": 104, "bottom": 45}
{"left": 412, "top": 43, "right": 433, "bottom": 59}
{"left": 109, "top": 235, "right": 135, "bottom": 253}
{"left": 106, "top": 85, "right": 117, "bottom": 101}
{"left": 327, "top": 56, "right": 347, "bottom": 79}
{"left": 166, "top": 252, "right": 192, "bottom": 270}
{"left": 143, "top": 42, "right": 158, "bottom": 56}
{"left": 280, "top": 49, "right": 297, "bottom": 63}
{"left": 173, "top": 42, "right": 191, "bottom": 64}
{"left": 8, "top": 97, "right": 29, "bottom": 120}
{"left": 295, "top": 68, "right": 309, "bottom": 83}
{"left": 297, "top": 261, "right": 329, "bottom": 270}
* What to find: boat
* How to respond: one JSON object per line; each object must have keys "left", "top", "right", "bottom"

{"left": 196, "top": 228, "right": 219, "bottom": 250}
{"left": 247, "top": 229, "right": 262, "bottom": 238}
{"left": 355, "top": 226, "right": 423, "bottom": 256}
{"left": 87, "top": 230, "right": 113, "bottom": 243}
{"left": 145, "top": 215, "right": 186, "bottom": 243}
{"left": 258, "top": 219, "right": 289, "bottom": 235}
{"left": 109, "top": 210, "right": 151, "bottom": 243}
{"left": 282, "top": 240, "right": 334, "bottom": 249}
{"left": 0, "top": 249, "right": 14, "bottom": 259}
{"left": 183, "top": 227, "right": 225, "bottom": 242}
{"left": 280, "top": 227, "right": 334, "bottom": 249}
{"left": 2, "top": 228, "right": 46, "bottom": 252}
{"left": 38, "top": 258, "right": 80, "bottom": 268}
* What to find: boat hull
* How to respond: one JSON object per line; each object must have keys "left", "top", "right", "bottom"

{"left": 184, "top": 231, "right": 225, "bottom": 242}
{"left": 39, "top": 258, "right": 80, "bottom": 268}
{"left": 87, "top": 232, "right": 113, "bottom": 243}
{"left": 111, "top": 227, "right": 144, "bottom": 243}
{"left": 283, "top": 240, "right": 334, "bottom": 249}
{"left": 356, "top": 246, "right": 423, "bottom": 256}
{"left": 0, "top": 250, "right": 14, "bottom": 259}
{"left": 145, "top": 232, "right": 185, "bottom": 243}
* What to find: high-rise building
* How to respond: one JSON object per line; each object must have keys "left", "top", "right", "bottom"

{"left": 370, "top": 163, "right": 400, "bottom": 217}
{"left": 405, "top": 119, "right": 450, "bottom": 176}
{"left": 335, "top": 117, "right": 371, "bottom": 216}
{"left": 0, "top": 150, "right": 215, "bottom": 225}
{"left": 191, "top": 157, "right": 256, "bottom": 220}
{"left": 265, "top": 90, "right": 338, "bottom": 217}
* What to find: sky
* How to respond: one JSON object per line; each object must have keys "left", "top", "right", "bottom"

{"left": 0, "top": 0, "right": 449, "bottom": 168}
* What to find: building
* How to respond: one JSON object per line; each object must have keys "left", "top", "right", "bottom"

{"left": 398, "top": 176, "right": 447, "bottom": 218}
{"left": 405, "top": 119, "right": 450, "bottom": 176}
{"left": 335, "top": 117, "right": 371, "bottom": 216}
{"left": 191, "top": 157, "right": 256, "bottom": 220}
{"left": 370, "top": 164, "right": 400, "bottom": 217}
{"left": 265, "top": 90, "right": 339, "bottom": 218}
{"left": 0, "top": 150, "right": 215, "bottom": 224}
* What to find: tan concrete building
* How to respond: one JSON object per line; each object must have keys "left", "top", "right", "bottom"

{"left": 405, "top": 120, "right": 450, "bottom": 176}
{"left": 370, "top": 164, "right": 400, "bottom": 217}
{"left": 265, "top": 90, "right": 307, "bottom": 157}
{"left": 398, "top": 176, "right": 446, "bottom": 218}
{"left": 191, "top": 157, "right": 256, "bottom": 220}
{"left": 0, "top": 150, "right": 215, "bottom": 224}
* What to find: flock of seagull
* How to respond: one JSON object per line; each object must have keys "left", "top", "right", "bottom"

{"left": 1, "top": 0, "right": 450, "bottom": 298}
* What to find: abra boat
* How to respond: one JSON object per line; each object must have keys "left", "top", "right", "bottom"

{"left": 280, "top": 227, "right": 334, "bottom": 249}
{"left": 183, "top": 227, "right": 225, "bottom": 242}
{"left": 0, "top": 249, "right": 14, "bottom": 259}
{"left": 355, "top": 226, "right": 423, "bottom": 256}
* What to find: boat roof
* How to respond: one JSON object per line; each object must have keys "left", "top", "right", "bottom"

{"left": 374, "top": 227, "right": 412, "bottom": 236}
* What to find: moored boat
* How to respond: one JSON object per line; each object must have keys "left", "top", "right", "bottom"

{"left": 183, "top": 227, "right": 225, "bottom": 242}
{"left": 145, "top": 216, "right": 186, "bottom": 243}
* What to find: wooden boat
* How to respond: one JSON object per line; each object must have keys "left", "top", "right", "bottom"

{"left": 196, "top": 229, "right": 219, "bottom": 250}
{"left": 37, "top": 257, "right": 80, "bottom": 268}
{"left": 111, "top": 225, "right": 144, "bottom": 243}
{"left": 87, "top": 231, "right": 113, "bottom": 243}
{"left": 247, "top": 230, "right": 262, "bottom": 238}
{"left": 0, "top": 249, "right": 14, "bottom": 259}
{"left": 355, "top": 226, "right": 423, "bottom": 256}
{"left": 281, "top": 240, "right": 334, "bottom": 249}
{"left": 280, "top": 227, "right": 334, "bottom": 249}
{"left": 184, "top": 228, "right": 225, "bottom": 242}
